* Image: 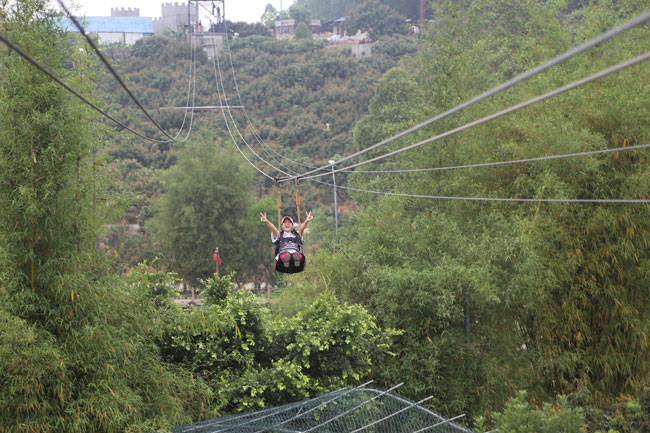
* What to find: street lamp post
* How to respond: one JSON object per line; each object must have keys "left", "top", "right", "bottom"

{"left": 329, "top": 160, "right": 338, "bottom": 235}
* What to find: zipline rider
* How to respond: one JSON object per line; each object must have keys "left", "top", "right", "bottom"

{"left": 260, "top": 211, "right": 313, "bottom": 273}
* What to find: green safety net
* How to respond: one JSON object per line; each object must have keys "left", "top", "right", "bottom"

{"left": 171, "top": 387, "right": 476, "bottom": 433}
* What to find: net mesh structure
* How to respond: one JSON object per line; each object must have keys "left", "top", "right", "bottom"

{"left": 171, "top": 386, "right": 476, "bottom": 433}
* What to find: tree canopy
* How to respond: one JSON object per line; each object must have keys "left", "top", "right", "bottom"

{"left": 300, "top": 0, "right": 650, "bottom": 421}
{"left": 346, "top": 0, "right": 409, "bottom": 40}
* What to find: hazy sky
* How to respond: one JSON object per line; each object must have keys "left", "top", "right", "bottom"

{"left": 51, "top": 0, "right": 295, "bottom": 23}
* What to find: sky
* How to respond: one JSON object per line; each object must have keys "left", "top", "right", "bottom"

{"left": 51, "top": 0, "right": 295, "bottom": 23}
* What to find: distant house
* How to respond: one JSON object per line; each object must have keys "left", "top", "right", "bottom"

{"left": 275, "top": 19, "right": 321, "bottom": 39}
{"left": 275, "top": 19, "right": 297, "bottom": 37}
{"left": 322, "top": 17, "right": 345, "bottom": 37}
{"left": 321, "top": 17, "right": 373, "bottom": 58}
{"left": 58, "top": 15, "right": 154, "bottom": 45}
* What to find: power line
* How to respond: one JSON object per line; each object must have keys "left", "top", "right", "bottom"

{"left": 346, "top": 143, "right": 650, "bottom": 174}
{"left": 278, "top": 10, "right": 650, "bottom": 182}
{"left": 56, "top": 0, "right": 192, "bottom": 143}
{"left": 291, "top": 51, "right": 650, "bottom": 181}
{"left": 336, "top": 184, "right": 650, "bottom": 204}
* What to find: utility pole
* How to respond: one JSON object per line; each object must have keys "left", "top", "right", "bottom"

{"left": 419, "top": 0, "right": 426, "bottom": 24}
{"left": 329, "top": 160, "right": 338, "bottom": 235}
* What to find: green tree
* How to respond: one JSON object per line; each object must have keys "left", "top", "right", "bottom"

{"left": 306, "top": 0, "right": 650, "bottom": 418}
{"left": 294, "top": 21, "right": 313, "bottom": 39}
{"left": 288, "top": 3, "right": 311, "bottom": 24}
{"left": 293, "top": 0, "right": 422, "bottom": 21}
{"left": 483, "top": 392, "right": 585, "bottom": 433}
{"left": 158, "top": 274, "right": 398, "bottom": 411}
{"left": 345, "top": 0, "right": 408, "bottom": 40}
{"left": 292, "top": 0, "right": 364, "bottom": 21}
{"left": 261, "top": 3, "right": 278, "bottom": 27}
{"left": 152, "top": 129, "right": 266, "bottom": 285}
{"left": 0, "top": 1, "right": 212, "bottom": 431}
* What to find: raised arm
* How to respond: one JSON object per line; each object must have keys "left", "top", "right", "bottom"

{"left": 260, "top": 212, "right": 279, "bottom": 239}
{"left": 298, "top": 211, "right": 313, "bottom": 237}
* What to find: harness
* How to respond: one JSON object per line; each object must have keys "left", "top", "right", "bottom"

{"left": 274, "top": 229, "right": 303, "bottom": 257}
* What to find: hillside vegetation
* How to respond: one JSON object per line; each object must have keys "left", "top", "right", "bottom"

{"left": 1, "top": 0, "right": 649, "bottom": 432}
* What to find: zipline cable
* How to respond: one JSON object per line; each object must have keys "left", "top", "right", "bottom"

{"left": 55, "top": 0, "right": 193, "bottom": 143}
{"left": 0, "top": 17, "right": 199, "bottom": 143}
{"left": 194, "top": 2, "right": 295, "bottom": 177}
{"left": 334, "top": 183, "right": 650, "bottom": 204}
{"left": 288, "top": 51, "right": 650, "bottom": 181}
{"left": 210, "top": 34, "right": 291, "bottom": 178}
{"left": 209, "top": 34, "right": 278, "bottom": 180}
{"left": 278, "top": 10, "right": 650, "bottom": 182}
{"left": 0, "top": 30, "right": 173, "bottom": 143}
{"left": 189, "top": 11, "right": 649, "bottom": 205}
{"left": 346, "top": 143, "right": 650, "bottom": 174}
{"left": 220, "top": 21, "right": 320, "bottom": 170}
{"left": 191, "top": 6, "right": 323, "bottom": 183}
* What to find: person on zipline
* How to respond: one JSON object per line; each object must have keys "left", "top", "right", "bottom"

{"left": 260, "top": 211, "right": 313, "bottom": 269}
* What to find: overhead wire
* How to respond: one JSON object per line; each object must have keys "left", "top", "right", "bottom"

{"left": 289, "top": 51, "right": 650, "bottom": 181}
{"left": 277, "top": 10, "right": 650, "bottom": 182}
{"left": 333, "top": 184, "right": 650, "bottom": 204}
{"left": 210, "top": 34, "right": 291, "bottom": 179}
{"left": 209, "top": 33, "right": 279, "bottom": 180}
{"left": 0, "top": 30, "right": 171, "bottom": 143}
{"left": 206, "top": 19, "right": 354, "bottom": 202}
{"left": 55, "top": 0, "right": 195, "bottom": 143}
{"left": 220, "top": 20, "right": 321, "bottom": 170}
{"left": 190, "top": 0, "right": 294, "bottom": 179}
{"left": 210, "top": 33, "right": 650, "bottom": 204}
{"left": 1, "top": 7, "right": 200, "bottom": 144}
{"left": 187, "top": 5, "right": 334, "bottom": 188}
{"left": 345, "top": 143, "right": 650, "bottom": 174}
{"left": 197, "top": 9, "right": 650, "bottom": 205}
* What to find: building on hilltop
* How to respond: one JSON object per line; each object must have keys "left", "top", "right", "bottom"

{"left": 110, "top": 7, "right": 140, "bottom": 17}
{"left": 58, "top": 15, "right": 154, "bottom": 45}
{"left": 57, "top": 2, "right": 224, "bottom": 57}
{"left": 153, "top": 2, "right": 224, "bottom": 59}
{"left": 153, "top": 2, "right": 198, "bottom": 35}
{"left": 275, "top": 19, "right": 321, "bottom": 39}
{"left": 321, "top": 17, "right": 345, "bottom": 37}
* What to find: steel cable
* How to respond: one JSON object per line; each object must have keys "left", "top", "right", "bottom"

{"left": 278, "top": 10, "right": 650, "bottom": 182}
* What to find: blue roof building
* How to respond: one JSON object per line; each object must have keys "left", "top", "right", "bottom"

{"left": 58, "top": 16, "right": 154, "bottom": 45}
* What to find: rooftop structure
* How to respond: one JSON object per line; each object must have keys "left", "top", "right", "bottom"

{"left": 58, "top": 16, "right": 154, "bottom": 45}
{"left": 111, "top": 7, "right": 140, "bottom": 17}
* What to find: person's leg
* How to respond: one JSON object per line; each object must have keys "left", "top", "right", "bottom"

{"left": 291, "top": 252, "right": 303, "bottom": 265}
{"left": 280, "top": 252, "right": 291, "bottom": 268}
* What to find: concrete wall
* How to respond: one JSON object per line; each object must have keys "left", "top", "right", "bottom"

{"left": 326, "top": 42, "right": 373, "bottom": 58}
{"left": 96, "top": 32, "right": 147, "bottom": 45}
{"left": 275, "top": 19, "right": 322, "bottom": 39}
{"left": 111, "top": 7, "right": 140, "bottom": 17}
{"left": 275, "top": 19, "right": 296, "bottom": 37}
{"left": 350, "top": 43, "right": 372, "bottom": 57}
{"left": 154, "top": 2, "right": 198, "bottom": 35}
{"left": 192, "top": 33, "right": 225, "bottom": 59}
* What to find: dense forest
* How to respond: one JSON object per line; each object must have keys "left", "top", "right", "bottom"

{"left": 1, "top": 0, "right": 649, "bottom": 432}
